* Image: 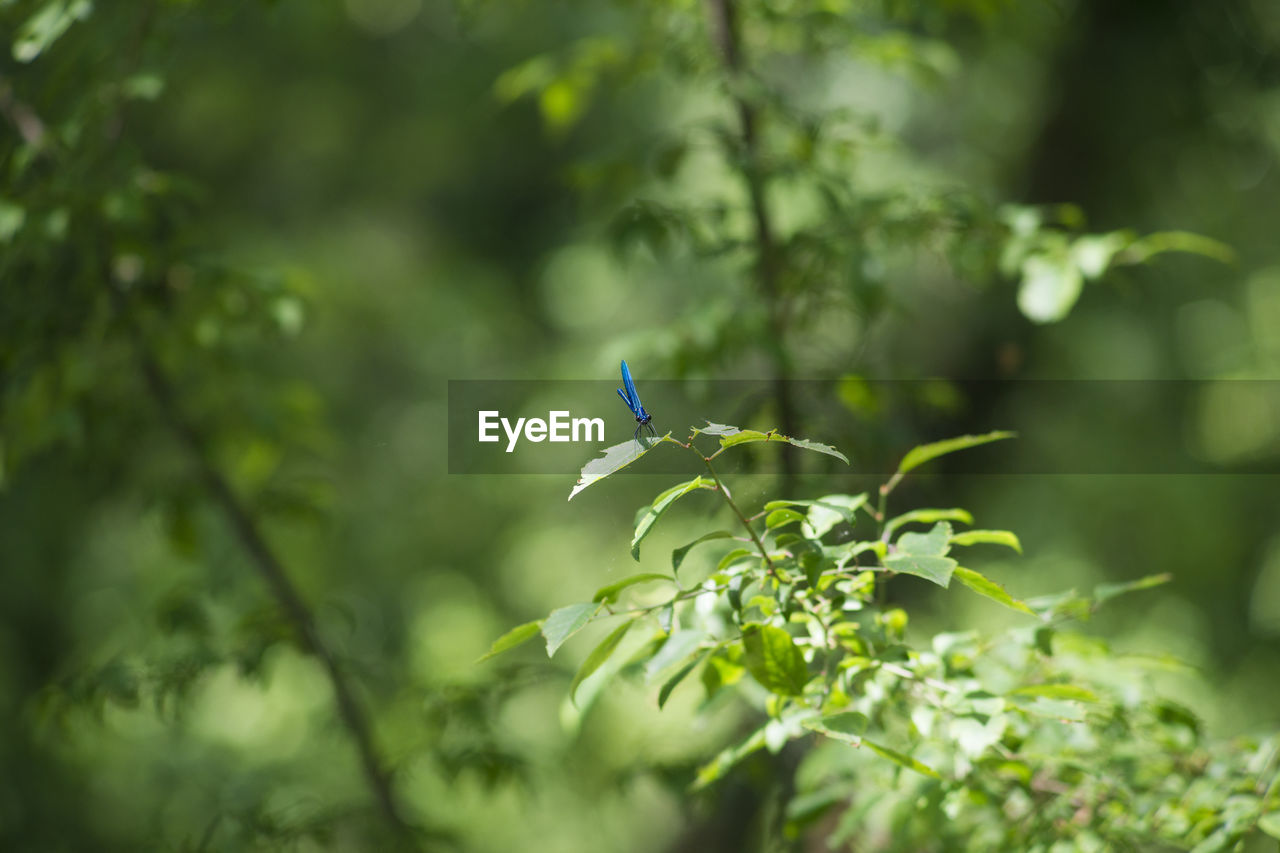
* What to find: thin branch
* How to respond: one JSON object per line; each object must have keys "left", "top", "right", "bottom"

{"left": 704, "top": 0, "right": 799, "bottom": 487}
{"left": 694, "top": 447, "right": 777, "bottom": 575}
{"left": 110, "top": 285, "right": 415, "bottom": 844}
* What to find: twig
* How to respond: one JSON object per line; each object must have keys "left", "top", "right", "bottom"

{"left": 109, "top": 285, "right": 415, "bottom": 844}
{"left": 704, "top": 0, "right": 798, "bottom": 487}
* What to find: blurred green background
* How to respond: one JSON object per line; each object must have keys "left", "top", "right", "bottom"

{"left": 2, "top": 0, "right": 1279, "bottom": 849}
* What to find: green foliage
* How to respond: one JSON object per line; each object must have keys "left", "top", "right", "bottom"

{"left": 487, "top": 429, "right": 1280, "bottom": 850}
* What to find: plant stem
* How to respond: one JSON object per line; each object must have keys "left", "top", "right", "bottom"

{"left": 111, "top": 286, "right": 414, "bottom": 844}
{"left": 704, "top": 0, "right": 798, "bottom": 489}
{"left": 695, "top": 447, "right": 777, "bottom": 575}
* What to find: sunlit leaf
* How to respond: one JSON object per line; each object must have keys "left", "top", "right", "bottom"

{"left": 950, "top": 529, "right": 1022, "bottom": 553}
{"left": 765, "top": 508, "right": 806, "bottom": 530}
{"left": 592, "top": 573, "right": 674, "bottom": 604}
{"left": 672, "top": 530, "right": 733, "bottom": 576}
{"left": 569, "top": 619, "right": 634, "bottom": 704}
{"left": 953, "top": 567, "right": 1035, "bottom": 615}
{"left": 1018, "top": 253, "right": 1083, "bottom": 323}
{"left": 802, "top": 711, "right": 870, "bottom": 745}
{"left": 742, "top": 624, "right": 809, "bottom": 696}
{"left": 884, "top": 554, "right": 956, "bottom": 587}
{"left": 719, "top": 428, "right": 849, "bottom": 465}
{"left": 1093, "top": 573, "right": 1172, "bottom": 604}
{"left": 693, "top": 724, "right": 768, "bottom": 789}
{"left": 542, "top": 603, "right": 599, "bottom": 657}
{"left": 568, "top": 434, "right": 672, "bottom": 501}
{"left": 477, "top": 620, "right": 544, "bottom": 663}
{"left": 1010, "top": 683, "right": 1101, "bottom": 703}
{"left": 898, "top": 432, "right": 1016, "bottom": 474}
{"left": 632, "top": 476, "right": 713, "bottom": 559}
{"left": 13, "top": 0, "right": 92, "bottom": 63}
{"left": 863, "top": 740, "right": 942, "bottom": 779}
{"left": 886, "top": 510, "right": 970, "bottom": 540}
{"left": 658, "top": 651, "right": 707, "bottom": 709}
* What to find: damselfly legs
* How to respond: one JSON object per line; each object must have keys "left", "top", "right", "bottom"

{"left": 616, "top": 360, "right": 658, "bottom": 443}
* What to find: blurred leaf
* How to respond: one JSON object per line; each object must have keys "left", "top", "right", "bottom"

{"left": 1122, "top": 231, "right": 1236, "bottom": 267}
{"left": 632, "top": 477, "right": 712, "bottom": 559}
{"left": 953, "top": 567, "right": 1034, "bottom": 615}
{"left": 13, "top": 0, "right": 92, "bottom": 63}
{"left": 658, "top": 652, "right": 707, "bottom": 709}
{"left": 885, "top": 508, "right": 973, "bottom": 539}
{"left": 1010, "top": 683, "right": 1100, "bottom": 702}
{"left": 1094, "top": 573, "right": 1172, "bottom": 605}
{"left": 593, "top": 573, "right": 674, "bottom": 604}
{"left": 885, "top": 554, "right": 956, "bottom": 587}
{"left": 950, "top": 529, "right": 1022, "bottom": 553}
{"left": 1018, "top": 253, "right": 1083, "bottom": 323}
{"left": 742, "top": 624, "right": 809, "bottom": 696}
{"left": 0, "top": 200, "right": 25, "bottom": 242}
{"left": 694, "top": 724, "right": 768, "bottom": 790}
{"left": 863, "top": 740, "right": 942, "bottom": 779}
{"left": 671, "top": 530, "right": 732, "bottom": 576}
{"left": 765, "top": 508, "right": 806, "bottom": 530}
{"left": 644, "top": 630, "right": 705, "bottom": 679}
{"left": 569, "top": 619, "right": 634, "bottom": 705}
{"left": 802, "top": 711, "right": 870, "bottom": 745}
{"left": 1257, "top": 812, "right": 1280, "bottom": 839}
{"left": 569, "top": 434, "right": 671, "bottom": 501}
{"left": 478, "top": 620, "right": 544, "bottom": 663}
{"left": 542, "top": 604, "right": 599, "bottom": 657}
{"left": 1071, "top": 232, "right": 1131, "bottom": 278}
{"left": 803, "top": 494, "right": 868, "bottom": 538}
{"left": 897, "top": 432, "right": 1015, "bottom": 474}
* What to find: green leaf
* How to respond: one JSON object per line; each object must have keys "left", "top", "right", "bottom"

{"left": 765, "top": 508, "right": 806, "bottom": 530}
{"left": 1010, "top": 683, "right": 1101, "bottom": 703}
{"left": 884, "top": 554, "right": 957, "bottom": 587}
{"left": 950, "top": 529, "right": 1022, "bottom": 553}
{"left": 568, "top": 434, "right": 672, "bottom": 501}
{"left": 1257, "top": 812, "right": 1280, "bottom": 840}
{"left": 717, "top": 548, "right": 757, "bottom": 572}
{"left": 658, "top": 652, "right": 707, "bottom": 709}
{"left": 1122, "top": 230, "right": 1236, "bottom": 267}
{"left": 693, "top": 723, "right": 768, "bottom": 789}
{"left": 885, "top": 507, "right": 973, "bottom": 539}
{"left": 542, "top": 603, "right": 599, "bottom": 657}
{"left": 894, "top": 522, "right": 954, "bottom": 557}
{"left": 477, "top": 620, "right": 544, "bottom": 663}
{"left": 569, "top": 619, "right": 634, "bottom": 704}
{"left": 1018, "top": 253, "right": 1084, "bottom": 323}
{"left": 592, "top": 573, "right": 674, "bottom": 604}
{"left": 863, "top": 740, "right": 942, "bottom": 779}
{"left": 742, "top": 624, "right": 809, "bottom": 696}
{"left": 719, "top": 429, "right": 849, "bottom": 465}
{"left": 886, "top": 521, "right": 958, "bottom": 584}
{"left": 0, "top": 200, "right": 25, "bottom": 242}
{"left": 696, "top": 421, "right": 743, "bottom": 437}
{"left": 803, "top": 494, "right": 868, "bottom": 538}
{"left": 672, "top": 530, "right": 733, "bottom": 576}
{"left": 953, "top": 567, "right": 1035, "bottom": 615}
{"left": 897, "top": 431, "right": 1016, "bottom": 475}
{"left": 631, "top": 477, "right": 712, "bottom": 559}
{"left": 644, "top": 629, "right": 705, "bottom": 679}
{"left": 13, "top": 0, "right": 92, "bottom": 63}
{"left": 1093, "top": 573, "right": 1172, "bottom": 604}
{"left": 802, "top": 711, "right": 870, "bottom": 745}
{"left": 1071, "top": 232, "right": 1132, "bottom": 278}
